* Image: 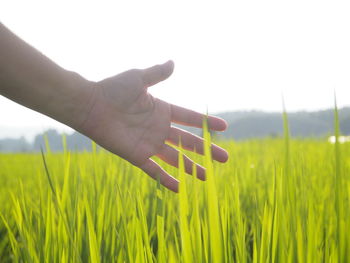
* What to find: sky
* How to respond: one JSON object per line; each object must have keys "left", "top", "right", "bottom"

{"left": 1, "top": 0, "right": 350, "bottom": 141}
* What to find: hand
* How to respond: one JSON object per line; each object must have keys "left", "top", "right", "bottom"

{"left": 79, "top": 61, "right": 228, "bottom": 192}
{"left": 0, "top": 24, "right": 227, "bottom": 192}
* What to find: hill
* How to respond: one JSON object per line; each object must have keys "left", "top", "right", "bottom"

{"left": 216, "top": 107, "right": 350, "bottom": 139}
{"left": 0, "top": 107, "right": 349, "bottom": 152}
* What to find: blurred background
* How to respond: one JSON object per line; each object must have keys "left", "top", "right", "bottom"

{"left": 0, "top": 0, "right": 349, "bottom": 151}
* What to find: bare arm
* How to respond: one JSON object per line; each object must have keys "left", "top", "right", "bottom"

{"left": 0, "top": 22, "right": 93, "bottom": 128}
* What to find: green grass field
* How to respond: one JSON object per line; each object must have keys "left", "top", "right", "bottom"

{"left": 1, "top": 116, "right": 350, "bottom": 262}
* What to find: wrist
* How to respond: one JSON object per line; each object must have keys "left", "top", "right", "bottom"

{"left": 50, "top": 71, "right": 97, "bottom": 130}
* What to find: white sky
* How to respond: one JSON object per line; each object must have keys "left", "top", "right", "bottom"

{"left": 1, "top": 0, "right": 350, "bottom": 141}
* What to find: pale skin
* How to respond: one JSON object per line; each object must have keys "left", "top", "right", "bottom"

{"left": 0, "top": 22, "right": 228, "bottom": 193}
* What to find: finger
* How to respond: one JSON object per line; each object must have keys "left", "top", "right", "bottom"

{"left": 170, "top": 104, "right": 228, "bottom": 131}
{"left": 141, "top": 60, "right": 174, "bottom": 88}
{"left": 167, "top": 126, "right": 229, "bottom": 163}
{"left": 139, "top": 159, "right": 179, "bottom": 193}
{"left": 157, "top": 144, "right": 206, "bottom": 181}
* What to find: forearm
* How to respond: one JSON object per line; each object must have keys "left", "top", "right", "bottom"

{"left": 0, "top": 22, "right": 94, "bottom": 129}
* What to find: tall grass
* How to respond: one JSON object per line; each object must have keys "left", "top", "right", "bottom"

{"left": 0, "top": 114, "right": 350, "bottom": 262}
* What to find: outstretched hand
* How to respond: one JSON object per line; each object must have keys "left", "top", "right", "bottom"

{"left": 0, "top": 24, "right": 227, "bottom": 192}
{"left": 79, "top": 61, "right": 228, "bottom": 192}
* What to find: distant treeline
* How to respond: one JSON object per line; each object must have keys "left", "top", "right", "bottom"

{"left": 217, "top": 107, "right": 350, "bottom": 140}
{"left": 1, "top": 107, "right": 349, "bottom": 152}
{"left": 0, "top": 130, "right": 93, "bottom": 153}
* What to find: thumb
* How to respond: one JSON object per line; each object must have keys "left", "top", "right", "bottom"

{"left": 141, "top": 60, "right": 174, "bottom": 88}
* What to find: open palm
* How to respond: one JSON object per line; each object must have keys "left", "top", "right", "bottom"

{"left": 80, "top": 61, "right": 228, "bottom": 192}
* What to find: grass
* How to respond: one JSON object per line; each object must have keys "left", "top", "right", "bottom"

{"left": 0, "top": 113, "right": 350, "bottom": 262}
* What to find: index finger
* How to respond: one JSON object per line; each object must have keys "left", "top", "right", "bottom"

{"left": 170, "top": 104, "right": 228, "bottom": 131}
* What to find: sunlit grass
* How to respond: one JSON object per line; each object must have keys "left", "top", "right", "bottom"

{"left": 0, "top": 115, "right": 350, "bottom": 262}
